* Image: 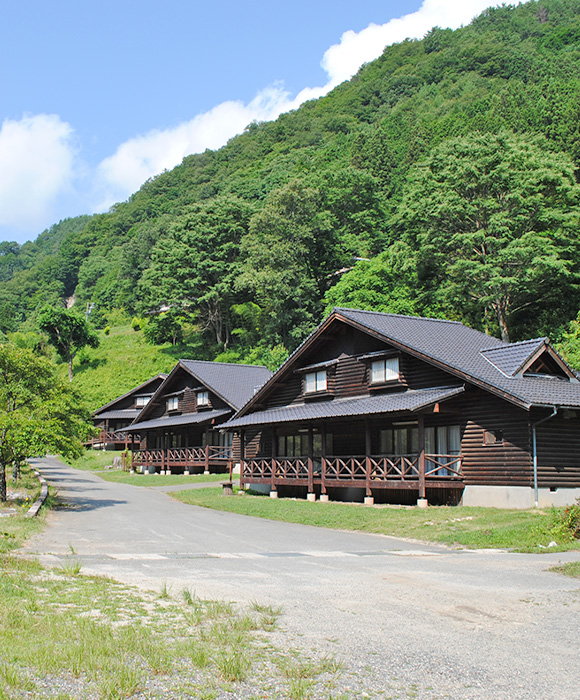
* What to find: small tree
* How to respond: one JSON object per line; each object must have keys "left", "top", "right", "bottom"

{"left": 38, "top": 306, "right": 99, "bottom": 381}
{"left": 0, "top": 344, "right": 91, "bottom": 501}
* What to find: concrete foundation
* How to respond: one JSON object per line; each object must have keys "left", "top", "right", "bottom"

{"left": 417, "top": 498, "right": 429, "bottom": 508}
{"left": 307, "top": 492, "right": 316, "bottom": 502}
{"left": 204, "top": 470, "right": 210, "bottom": 475}
{"left": 364, "top": 496, "right": 374, "bottom": 506}
{"left": 320, "top": 494, "right": 330, "bottom": 503}
{"left": 269, "top": 490, "right": 278, "bottom": 499}
{"left": 461, "top": 485, "right": 580, "bottom": 509}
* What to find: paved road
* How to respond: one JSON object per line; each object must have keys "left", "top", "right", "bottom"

{"left": 22, "top": 457, "right": 580, "bottom": 699}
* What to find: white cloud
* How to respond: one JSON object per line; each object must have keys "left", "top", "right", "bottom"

{"left": 0, "top": 114, "right": 76, "bottom": 232}
{"left": 94, "top": 0, "right": 521, "bottom": 211}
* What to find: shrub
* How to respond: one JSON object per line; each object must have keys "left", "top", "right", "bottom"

{"left": 131, "top": 317, "right": 142, "bottom": 332}
{"left": 103, "top": 326, "right": 111, "bottom": 336}
{"left": 550, "top": 499, "right": 580, "bottom": 540}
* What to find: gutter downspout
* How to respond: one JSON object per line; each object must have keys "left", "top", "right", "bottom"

{"left": 531, "top": 406, "right": 558, "bottom": 508}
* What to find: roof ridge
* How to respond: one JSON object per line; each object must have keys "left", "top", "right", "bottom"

{"left": 481, "top": 338, "right": 547, "bottom": 352}
{"left": 334, "top": 307, "right": 465, "bottom": 326}
{"left": 179, "top": 358, "right": 269, "bottom": 370}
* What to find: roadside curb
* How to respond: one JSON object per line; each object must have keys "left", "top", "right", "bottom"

{"left": 27, "top": 469, "right": 48, "bottom": 517}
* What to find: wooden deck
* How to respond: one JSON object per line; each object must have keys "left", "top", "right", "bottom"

{"left": 132, "top": 446, "right": 233, "bottom": 474}
{"left": 241, "top": 454, "right": 463, "bottom": 493}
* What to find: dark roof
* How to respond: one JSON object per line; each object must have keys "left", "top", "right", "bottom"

{"left": 94, "top": 409, "right": 140, "bottom": 421}
{"left": 235, "top": 308, "right": 580, "bottom": 419}
{"left": 123, "top": 409, "right": 231, "bottom": 432}
{"left": 179, "top": 360, "right": 272, "bottom": 410}
{"left": 480, "top": 339, "right": 547, "bottom": 376}
{"left": 335, "top": 308, "right": 580, "bottom": 409}
{"left": 224, "top": 386, "right": 464, "bottom": 429}
{"left": 93, "top": 374, "right": 168, "bottom": 416}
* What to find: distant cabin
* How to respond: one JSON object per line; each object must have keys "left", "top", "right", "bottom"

{"left": 124, "top": 360, "right": 272, "bottom": 475}
{"left": 91, "top": 374, "right": 168, "bottom": 449}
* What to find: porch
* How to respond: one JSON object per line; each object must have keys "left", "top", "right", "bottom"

{"left": 87, "top": 430, "right": 135, "bottom": 450}
{"left": 241, "top": 452, "right": 462, "bottom": 502}
{"left": 131, "top": 445, "right": 233, "bottom": 475}
{"left": 236, "top": 403, "right": 465, "bottom": 504}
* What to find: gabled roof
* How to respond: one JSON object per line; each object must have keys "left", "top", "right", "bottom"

{"left": 179, "top": 360, "right": 272, "bottom": 410}
{"left": 92, "top": 374, "right": 168, "bottom": 417}
{"left": 480, "top": 339, "right": 548, "bottom": 376}
{"left": 225, "top": 386, "right": 464, "bottom": 429}
{"left": 233, "top": 308, "right": 580, "bottom": 418}
{"left": 124, "top": 409, "right": 230, "bottom": 432}
{"left": 94, "top": 409, "right": 140, "bottom": 421}
{"left": 133, "top": 359, "right": 273, "bottom": 425}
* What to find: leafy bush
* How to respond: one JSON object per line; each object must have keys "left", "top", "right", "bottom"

{"left": 103, "top": 326, "right": 110, "bottom": 336}
{"left": 550, "top": 499, "right": 580, "bottom": 540}
{"left": 131, "top": 317, "right": 142, "bottom": 332}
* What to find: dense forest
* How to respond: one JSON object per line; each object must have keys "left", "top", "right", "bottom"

{"left": 3, "top": 0, "right": 580, "bottom": 387}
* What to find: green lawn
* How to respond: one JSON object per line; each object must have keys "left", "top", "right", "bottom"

{"left": 67, "top": 450, "right": 230, "bottom": 486}
{"left": 172, "top": 487, "right": 580, "bottom": 553}
{"left": 99, "top": 471, "right": 229, "bottom": 486}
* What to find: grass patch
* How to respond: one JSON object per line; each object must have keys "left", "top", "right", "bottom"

{"left": 99, "top": 471, "right": 228, "bottom": 486}
{"left": 550, "top": 562, "right": 580, "bottom": 579}
{"left": 1, "top": 500, "right": 369, "bottom": 698}
{"left": 66, "top": 450, "right": 126, "bottom": 472}
{"left": 0, "top": 462, "right": 41, "bottom": 516}
{"left": 0, "top": 552, "right": 357, "bottom": 699}
{"left": 172, "top": 487, "right": 580, "bottom": 553}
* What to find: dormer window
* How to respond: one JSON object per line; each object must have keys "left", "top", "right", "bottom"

{"left": 305, "top": 370, "right": 327, "bottom": 394}
{"left": 167, "top": 396, "right": 179, "bottom": 411}
{"left": 371, "top": 357, "right": 399, "bottom": 384}
{"left": 197, "top": 390, "right": 209, "bottom": 407}
{"left": 135, "top": 395, "right": 150, "bottom": 408}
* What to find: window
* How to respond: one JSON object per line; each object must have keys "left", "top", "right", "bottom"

{"left": 135, "top": 396, "right": 150, "bottom": 408}
{"left": 426, "top": 425, "right": 461, "bottom": 476}
{"left": 483, "top": 429, "right": 503, "bottom": 445}
{"left": 167, "top": 396, "right": 179, "bottom": 411}
{"left": 304, "top": 370, "right": 327, "bottom": 393}
{"left": 379, "top": 424, "right": 418, "bottom": 455}
{"left": 371, "top": 357, "right": 399, "bottom": 384}
{"left": 197, "top": 390, "right": 209, "bottom": 407}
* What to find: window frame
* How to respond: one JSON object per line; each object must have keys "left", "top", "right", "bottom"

{"left": 167, "top": 396, "right": 179, "bottom": 412}
{"left": 197, "top": 390, "right": 210, "bottom": 407}
{"left": 304, "top": 369, "right": 327, "bottom": 394}
{"left": 370, "top": 356, "right": 400, "bottom": 385}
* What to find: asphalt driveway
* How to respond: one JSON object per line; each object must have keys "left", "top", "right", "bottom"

{"left": 21, "top": 456, "right": 580, "bottom": 699}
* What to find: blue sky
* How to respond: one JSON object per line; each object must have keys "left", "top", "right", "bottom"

{"left": 0, "top": 0, "right": 513, "bottom": 245}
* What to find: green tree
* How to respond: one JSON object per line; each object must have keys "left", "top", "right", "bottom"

{"left": 324, "top": 242, "right": 426, "bottom": 316}
{"left": 138, "top": 196, "right": 254, "bottom": 347}
{"left": 143, "top": 309, "right": 184, "bottom": 346}
{"left": 238, "top": 180, "right": 345, "bottom": 348}
{"left": 0, "top": 344, "right": 91, "bottom": 501}
{"left": 397, "top": 131, "right": 580, "bottom": 341}
{"left": 38, "top": 306, "right": 100, "bottom": 381}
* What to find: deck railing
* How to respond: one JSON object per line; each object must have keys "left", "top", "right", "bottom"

{"left": 86, "top": 431, "right": 137, "bottom": 447}
{"left": 131, "top": 445, "right": 233, "bottom": 472}
{"left": 242, "top": 453, "right": 462, "bottom": 486}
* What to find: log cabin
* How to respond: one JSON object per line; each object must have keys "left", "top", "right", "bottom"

{"left": 124, "top": 360, "right": 272, "bottom": 475}
{"left": 91, "top": 374, "right": 168, "bottom": 449}
{"left": 223, "top": 308, "right": 580, "bottom": 508}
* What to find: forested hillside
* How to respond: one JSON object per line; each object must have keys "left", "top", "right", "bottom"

{"left": 3, "top": 0, "right": 580, "bottom": 383}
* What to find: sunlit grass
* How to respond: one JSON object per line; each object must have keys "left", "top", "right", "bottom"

{"left": 172, "top": 487, "right": 580, "bottom": 553}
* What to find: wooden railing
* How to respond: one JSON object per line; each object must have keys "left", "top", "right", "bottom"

{"left": 241, "top": 453, "right": 462, "bottom": 486}
{"left": 132, "top": 445, "right": 233, "bottom": 472}
{"left": 86, "top": 431, "right": 138, "bottom": 447}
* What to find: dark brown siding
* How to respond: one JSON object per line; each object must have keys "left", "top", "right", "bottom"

{"left": 261, "top": 325, "right": 461, "bottom": 410}
{"left": 446, "top": 389, "right": 531, "bottom": 486}
{"left": 535, "top": 412, "right": 580, "bottom": 488}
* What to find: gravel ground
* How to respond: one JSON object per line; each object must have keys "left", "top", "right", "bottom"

{"left": 20, "top": 457, "right": 580, "bottom": 699}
